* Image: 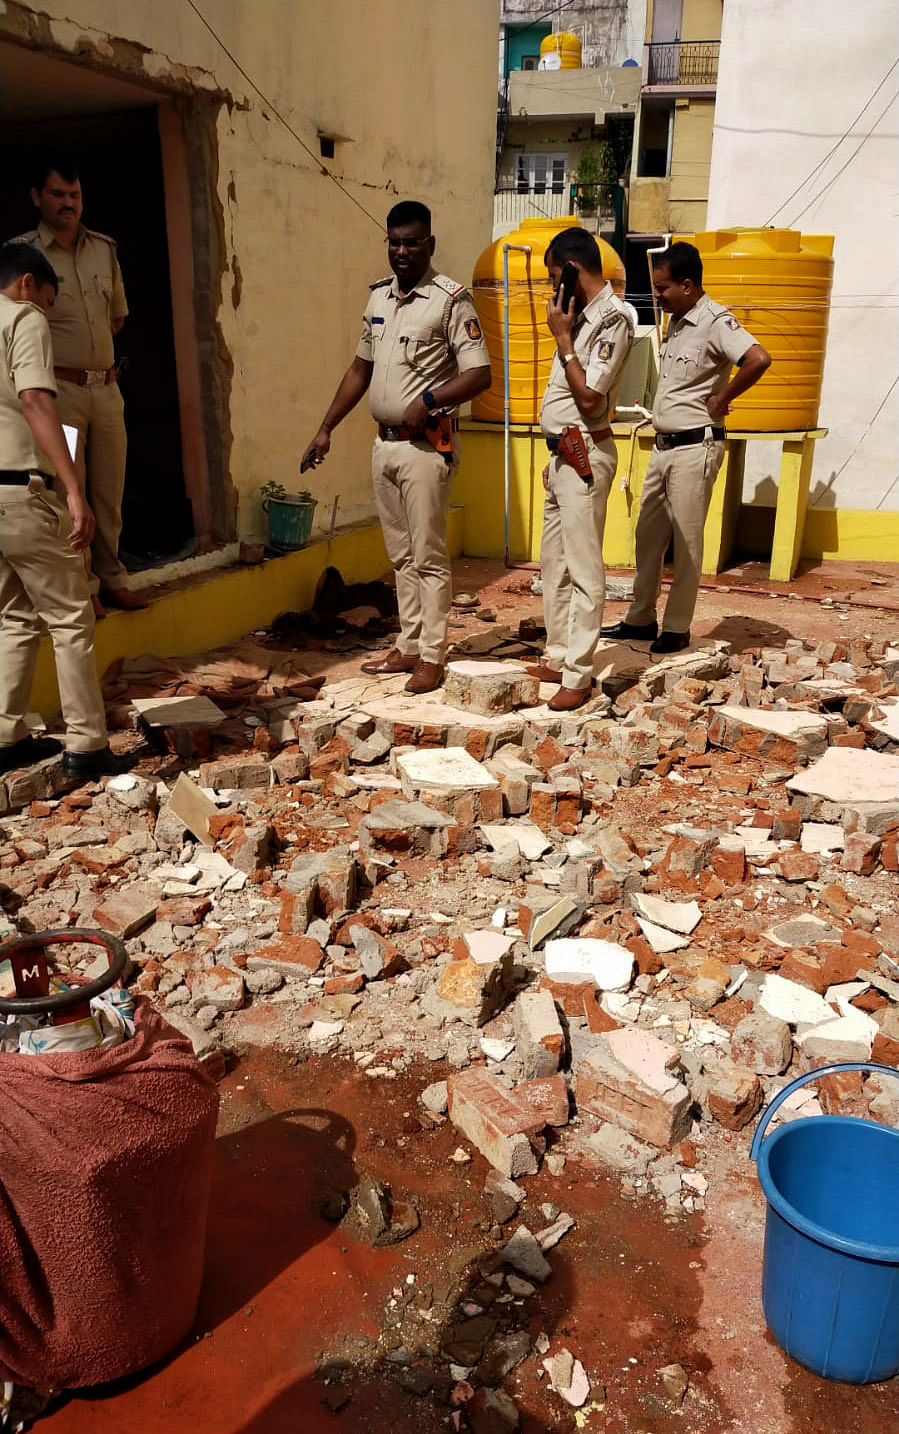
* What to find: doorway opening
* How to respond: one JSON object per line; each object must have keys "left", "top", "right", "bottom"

{"left": 0, "top": 41, "right": 228, "bottom": 571}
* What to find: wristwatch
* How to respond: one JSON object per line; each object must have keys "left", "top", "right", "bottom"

{"left": 422, "top": 389, "right": 438, "bottom": 410}
{"left": 561, "top": 352, "right": 576, "bottom": 366}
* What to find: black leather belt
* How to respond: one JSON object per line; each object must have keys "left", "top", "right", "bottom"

{"left": 546, "top": 427, "right": 612, "bottom": 453}
{"left": 378, "top": 418, "right": 460, "bottom": 442}
{"left": 0, "top": 470, "right": 53, "bottom": 486}
{"left": 655, "top": 426, "right": 726, "bottom": 450}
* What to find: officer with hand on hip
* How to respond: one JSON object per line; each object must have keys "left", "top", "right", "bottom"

{"left": 603, "top": 241, "right": 771, "bottom": 654}
{"left": 302, "top": 201, "right": 490, "bottom": 695}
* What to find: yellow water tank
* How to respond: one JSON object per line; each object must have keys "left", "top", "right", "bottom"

{"left": 471, "top": 218, "right": 626, "bottom": 424}
{"left": 682, "top": 229, "right": 834, "bottom": 432}
{"left": 538, "top": 32, "right": 582, "bottom": 69}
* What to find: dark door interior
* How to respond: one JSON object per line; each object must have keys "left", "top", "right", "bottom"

{"left": 0, "top": 98, "right": 194, "bottom": 569}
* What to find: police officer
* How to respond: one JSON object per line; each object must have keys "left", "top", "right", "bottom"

{"left": 302, "top": 201, "right": 491, "bottom": 694}
{"left": 603, "top": 241, "right": 771, "bottom": 654}
{"left": 530, "top": 227, "right": 634, "bottom": 712}
{"left": 13, "top": 158, "right": 147, "bottom": 617}
{"left": 0, "top": 242, "right": 130, "bottom": 780}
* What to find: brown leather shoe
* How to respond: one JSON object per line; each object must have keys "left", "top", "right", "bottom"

{"left": 548, "top": 684, "right": 592, "bottom": 712}
{"left": 360, "top": 648, "right": 418, "bottom": 676}
{"left": 100, "top": 586, "right": 150, "bottom": 611}
{"left": 526, "top": 664, "right": 563, "bottom": 683}
{"left": 91, "top": 593, "right": 107, "bottom": 620}
{"left": 405, "top": 661, "right": 445, "bottom": 694}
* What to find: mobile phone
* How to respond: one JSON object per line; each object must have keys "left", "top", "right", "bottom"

{"left": 555, "top": 262, "right": 578, "bottom": 310}
{"left": 300, "top": 448, "right": 318, "bottom": 473}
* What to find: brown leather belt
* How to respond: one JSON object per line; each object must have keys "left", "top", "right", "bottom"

{"left": 54, "top": 366, "right": 119, "bottom": 388}
{"left": 546, "top": 426, "right": 612, "bottom": 453}
{"left": 378, "top": 417, "right": 460, "bottom": 442}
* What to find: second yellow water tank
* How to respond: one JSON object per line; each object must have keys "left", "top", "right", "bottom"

{"left": 681, "top": 228, "right": 834, "bottom": 431}
{"left": 538, "top": 32, "right": 582, "bottom": 69}
{"left": 471, "top": 218, "right": 626, "bottom": 424}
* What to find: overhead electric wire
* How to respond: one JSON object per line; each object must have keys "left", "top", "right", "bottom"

{"left": 763, "top": 58, "right": 899, "bottom": 226}
{"left": 787, "top": 88, "right": 898, "bottom": 226}
{"left": 184, "top": 0, "right": 383, "bottom": 231}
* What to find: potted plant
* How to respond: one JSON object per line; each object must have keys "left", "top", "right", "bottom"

{"left": 260, "top": 480, "right": 318, "bottom": 551}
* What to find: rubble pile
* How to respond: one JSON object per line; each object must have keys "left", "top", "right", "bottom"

{"left": 1, "top": 627, "right": 898, "bottom": 1425}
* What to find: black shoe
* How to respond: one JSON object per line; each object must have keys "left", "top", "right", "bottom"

{"left": 650, "top": 630, "right": 691, "bottom": 655}
{"left": 0, "top": 735, "right": 63, "bottom": 775}
{"left": 62, "top": 746, "right": 136, "bottom": 781}
{"left": 600, "top": 619, "right": 659, "bottom": 641}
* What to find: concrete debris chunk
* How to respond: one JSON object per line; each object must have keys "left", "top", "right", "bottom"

{"left": 758, "top": 973, "right": 836, "bottom": 1027}
{"left": 542, "top": 1348, "right": 590, "bottom": 1407}
{"left": 513, "top": 990, "right": 565, "bottom": 1078}
{"left": 796, "top": 1009, "right": 877, "bottom": 1061}
{"left": 636, "top": 918, "right": 691, "bottom": 954}
{"left": 544, "top": 938, "right": 634, "bottom": 992}
{"left": 576, "top": 1028, "right": 692, "bottom": 1149}
{"left": 731, "top": 1011, "right": 792, "bottom": 1075}
{"left": 500, "top": 1226, "right": 551, "bottom": 1283}
{"left": 447, "top": 1069, "right": 550, "bottom": 1177}
{"left": 632, "top": 893, "right": 702, "bottom": 935}
{"left": 480, "top": 822, "right": 551, "bottom": 861}
{"left": 167, "top": 771, "right": 218, "bottom": 846}
{"left": 443, "top": 660, "right": 540, "bottom": 716}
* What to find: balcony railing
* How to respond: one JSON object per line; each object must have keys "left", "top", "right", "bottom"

{"left": 493, "top": 184, "right": 624, "bottom": 248}
{"left": 647, "top": 40, "right": 719, "bottom": 87}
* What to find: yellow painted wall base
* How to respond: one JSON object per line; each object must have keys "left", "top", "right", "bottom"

{"left": 456, "top": 422, "right": 899, "bottom": 574}
{"left": 796, "top": 508, "right": 899, "bottom": 563}
{"left": 457, "top": 420, "right": 738, "bottom": 572}
{"left": 29, "top": 509, "right": 464, "bottom": 719}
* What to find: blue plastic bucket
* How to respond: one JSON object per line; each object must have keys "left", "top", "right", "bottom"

{"left": 750, "top": 1062, "right": 899, "bottom": 1383}
{"left": 263, "top": 495, "right": 316, "bottom": 551}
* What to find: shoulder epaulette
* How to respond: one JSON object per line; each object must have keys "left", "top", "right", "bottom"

{"left": 84, "top": 228, "right": 119, "bottom": 247}
{"left": 708, "top": 300, "right": 734, "bottom": 321}
{"left": 10, "top": 230, "right": 39, "bottom": 245}
{"left": 369, "top": 276, "right": 392, "bottom": 290}
{"left": 432, "top": 273, "right": 466, "bottom": 298}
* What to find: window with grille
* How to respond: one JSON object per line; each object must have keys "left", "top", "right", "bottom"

{"left": 516, "top": 153, "right": 566, "bottom": 195}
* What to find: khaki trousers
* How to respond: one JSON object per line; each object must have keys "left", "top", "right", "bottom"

{"left": 541, "top": 435, "right": 616, "bottom": 689}
{"left": 627, "top": 438, "right": 725, "bottom": 634}
{"left": 0, "top": 478, "right": 108, "bottom": 753}
{"left": 371, "top": 437, "right": 456, "bottom": 665}
{"left": 55, "top": 378, "right": 127, "bottom": 591}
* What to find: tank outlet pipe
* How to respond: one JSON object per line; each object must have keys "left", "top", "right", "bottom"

{"left": 613, "top": 405, "right": 653, "bottom": 493}
{"left": 646, "top": 233, "right": 671, "bottom": 349}
{"left": 503, "top": 243, "right": 532, "bottom": 567}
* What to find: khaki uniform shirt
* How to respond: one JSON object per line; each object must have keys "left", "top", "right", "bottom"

{"left": 653, "top": 295, "right": 756, "bottom": 432}
{"left": 0, "top": 293, "right": 57, "bottom": 471}
{"left": 541, "top": 282, "right": 634, "bottom": 435}
{"left": 355, "top": 267, "right": 490, "bottom": 425}
{"left": 13, "top": 221, "right": 127, "bottom": 370}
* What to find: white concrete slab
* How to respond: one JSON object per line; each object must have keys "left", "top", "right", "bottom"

{"left": 632, "top": 893, "right": 702, "bottom": 935}
{"left": 544, "top": 938, "right": 634, "bottom": 991}
{"left": 397, "top": 746, "right": 498, "bottom": 793}
{"left": 788, "top": 746, "right": 899, "bottom": 804}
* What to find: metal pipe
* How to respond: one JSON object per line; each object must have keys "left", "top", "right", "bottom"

{"left": 502, "top": 242, "right": 532, "bottom": 568}
{"left": 646, "top": 232, "right": 671, "bottom": 348}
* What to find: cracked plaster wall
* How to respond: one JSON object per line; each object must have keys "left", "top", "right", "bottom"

{"left": 2, "top": 1, "right": 501, "bottom": 538}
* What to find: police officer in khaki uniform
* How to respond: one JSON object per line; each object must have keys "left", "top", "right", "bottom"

{"left": 603, "top": 241, "right": 771, "bottom": 654}
{"left": 14, "top": 159, "right": 147, "bottom": 618}
{"left": 303, "top": 201, "right": 491, "bottom": 694}
{"left": 531, "top": 228, "right": 634, "bottom": 711}
{"left": 0, "top": 241, "right": 130, "bottom": 780}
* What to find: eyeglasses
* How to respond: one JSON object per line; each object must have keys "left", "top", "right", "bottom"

{"left": 386, "top": 235, "right": 430, "bottom": 251}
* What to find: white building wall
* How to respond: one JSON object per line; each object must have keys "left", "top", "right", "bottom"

{"left": 707, "top": 0, "right": 899, "bottom": 512}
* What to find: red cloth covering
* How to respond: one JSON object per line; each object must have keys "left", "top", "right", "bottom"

{"left": 0, "top": 1001, "right": 219, "bottom": 1389}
